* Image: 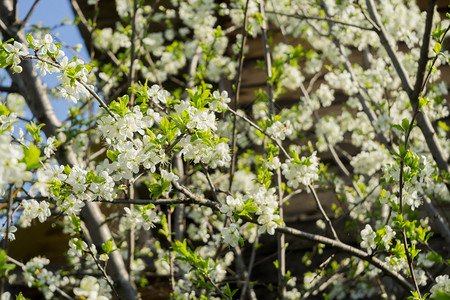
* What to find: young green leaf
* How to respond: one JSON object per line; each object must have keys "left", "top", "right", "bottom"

{"left": 23, "top": 146, "right": 41, "bottom": 170}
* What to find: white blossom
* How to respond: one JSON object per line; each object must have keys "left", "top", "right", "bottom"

{"left": 282, "top": 152, "right": 319, "bottom": 188}
{"left": 73, "top": 276, "right": 108, "bottom": 300}
{"left": 220, "top": 195, "right": 244, "bottom": 217}
{"left": 221, "top": 223, "right": 240, "bottom": 247}
{"left": 44, "top": 136, "right": 57, "bottom": 158}
{"left": 430, "top": 275, "right": 450, "bottom": 298}
{"left": 68, "top": 238, "right": 88, "bottom": 257}
{"left": 4, "top": 41, "right": 28, "bottom": 73}
{"left": 0, "top": 225, "right": 17, "bottom": 241}
{"left": 360, "top": 224, "right": 376, "bottom": 254}
{"left": 381, "top": 225, "right": 395, "bottom": 250}
{"left": 267, "top": 121, "right": 293, "bottom": 141}
{"left": 210, "top": 90, "right": 231, "bottom": 112}
{"left": 20, "top": 199, "right": 51, "bottom": 224}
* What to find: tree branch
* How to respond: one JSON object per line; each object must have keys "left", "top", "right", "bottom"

{"left": 19, "top": 0, "right": 40, "bottom": 30}
{"left": 229, "top": 0, "right": 251, "bottom": 192}
{"left": 265, "top": 10, "right": 374, "bottom": 31}
{"left": 258, "top": 2, "right": 285, "bottom": 297}
{"left": 412, "top": 0, "right": 437, "bottom": 99}
{"left": 169, "top": 182, "right": 414, "bottom": 294}
{"left": 0, "top": 2, "right": 137, "bottom": 297}
{"left": 275, "top": 225, "right": 414, "bottom": 292}
{"left": 364, "top": 0, "right": 448, "bottom": 174}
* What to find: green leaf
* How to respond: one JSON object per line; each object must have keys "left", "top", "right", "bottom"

{"left": 70, "top": 216, "right": 81, "bottom": 234}
{"left": 107, "top": 150, "right": 119, "bottom": 162}
{"left": 391, "top": 123, "right": 405, "bottom": 133}
{"left": 432, "top": 291, "right": 449, "bottom": 300}
{"left": 160, "top": 117, "right": 170, "bottom": 133}
{"left": 109, "top": 95, "right": 129, "bottom": 117}
{"left": 0, "top": 250, "right": 15, "bottom": 276}
{"left": 102, "top": 238, "right": 115, "bottom": 254}
{"left": 23, "top": 146, "right": 41, "bottom": 170}
{"left": 398, "top": 144, "right": 407, "bottom": 159}
{"left": 428, "top": 251, "right": 443, "bottom": 264}
{"left": 16, "top": 292, "right": 29, "bottom": 300}
{"left": 0, "top": 104, "right": 10, "bottom": 116}
{"left": 273, "top": 259, "right": 279, "bottom": 268}
{"left": 148, "top": 181, "right": 171, "bottom": 199}
{"left": 407, "top": 290, "right": 421, "bottom": 300}
{"left": 93, "top": 176, "right": 106, "bottom": 184}
{"left": 433, "top": 42, "right": 441, "bottom": 54}
{"left": 438, "top": 120, "right": 449, "bottom": 132}
{"left": 393, "top": 214, "right": 405, "bottom": 228}
{"left": 418, "top": 97, "right": 429, "bottom": 110}
{"left": 25, "top": 121, "right": 45, "bottom": 143}
{"left": 401, "top": 118, "right": 410, "bottom": 132}
{"left": 223, "top": 283, "right": 238, "bottom": 298}
{"left": 86, "top": 170, "right": 96, "bottom": 183}
{"left": 64, "top": 165, "right": 72, "bottom": 175}
{"left": 158, "top": 214, "right": 170, "bottom": 238}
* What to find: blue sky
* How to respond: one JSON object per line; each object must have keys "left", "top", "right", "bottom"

{"left": 19, "top": 0, "right": 87, "bottom": 57}
{"left": 17, "top": 0, "right": 91, "bottom": 121}
{"left": 0, "top": 1, "right": 95, "bottom": 231}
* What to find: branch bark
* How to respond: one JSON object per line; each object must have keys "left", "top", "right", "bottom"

{"left": 364, "top": 0, "right": 448, "bottom": 174}
{"left": 172, "top": 182, "right": 415, "bottom": 294}
{"left": 275, "top": 226, "right": 415, "bottom": 292}
{"left": 0, "top": 2, "right": 138, "bottom": 298}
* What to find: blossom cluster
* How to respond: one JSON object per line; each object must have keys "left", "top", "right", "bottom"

{"left": 73, "top": 276, "right": 109, "bottom": 300}
{"left": 281, "top": 151, "right": 319, "bottom": 189}
{"left": 22, "top": 257, "right": 68, "bottom": 299}
{"left": 19, "top": 199, "right": 51, "bottom": 226}
{"left": 219, "top": 185, "right": 280, "bottom": 247}
{"left": 3, "top": 41, "right": 28, "bottom": 73}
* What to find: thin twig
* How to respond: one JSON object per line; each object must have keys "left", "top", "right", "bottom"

{"left": 281, "top": 188, "right": 303, "bottom": 203}
{"left": 172, "top": 181, "right": 221, "bottom": 209}
{"left": 20, "top": 0, "right": 40, "bottom": 30}
{"left": 229, "top": 0, "right": 251, "bottom": 192}
{"left": 70, "top": 0, "right": 121, "bottom": 66}
{"left": 363, "top": 0, "right": 448, "bottom": 173}
{"left": 167, "top": 209, "right": 176, "bottom": 294}
{"left": 0, "top": 85, "right": 18, "bottom": 93}
{"left": 227, "top": 107, "right": 290, "bottom": 158}
{"left": 4, "top": 185, "right": 13, "bottom": 248}
{"left": 200, "top": 163, "right": 219, "bottom": 202}
{"left": 275, "top": 225, "right": 414, "bottom": 291}
{"left": 128, "top": 0, "right": 138, "bottom": 105}
{"left": 239, "top": 231, "right": 259, "bottom": 300}
{"left": 7, "top": 255, "right": 75, "bottom": 300}
{"left": 186, "top": 45, "right": 202, "bottom": 90}
{"left": 126, "top": 183, "right": 135, "bottom": 283}
{"left": 308, "top": 185, "right": 340, "bottom": 241}
{"left": 259, "top": 3, "right": 285, "bottom": 297}
{"left": 21, "top": 54, "right": 117, "bottom": 119}
{"left": 265, "top": 10, "right": 374, "bottom": 31}
{"left": 259, "top": 2, "right": 274, "bottom": 118}
{"left": 84, "top": 238, "right": 120, "bottom": 299}
{"left": 412, "top": 0, "right": 437, "bottom": 99}
{"left": 397, "top": 106, "right": 423, "bottom": 297}
{"left": 0, "top": 185, "right": 13, "bottom": 295}
{"left": 77, "top": 80, "right": 116, "bottom": 119}
{"left": 420, "top": 24, "right": 450, "bottom": 95}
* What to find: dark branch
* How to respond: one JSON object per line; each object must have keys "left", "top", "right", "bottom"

{"left": 265, "top": 10, "right": 374, "bottom": 31}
